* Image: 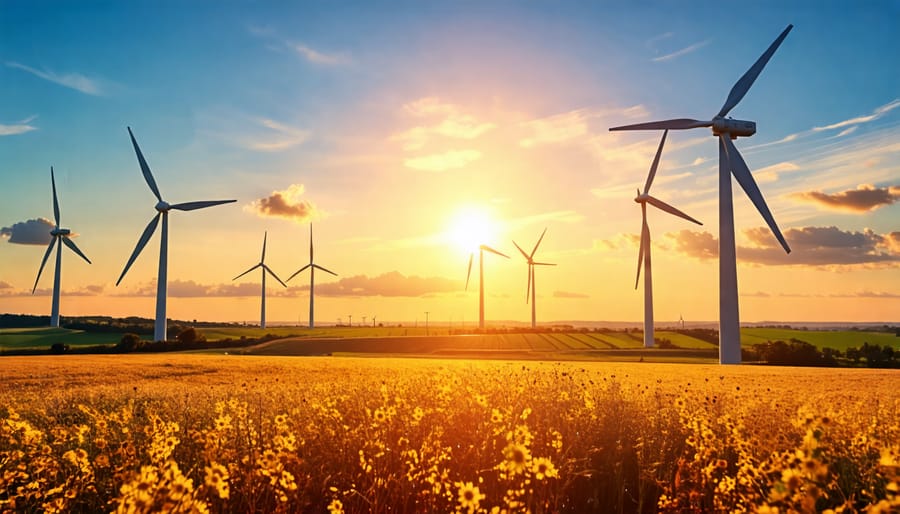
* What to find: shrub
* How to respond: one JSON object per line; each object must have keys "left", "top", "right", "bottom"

{"left": 49, "top": 343, "right": 70, "bottom": 354}
{"left": 116, "top": 333, "right": 144, "bottom": 353}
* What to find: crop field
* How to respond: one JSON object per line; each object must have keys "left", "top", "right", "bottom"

{"left": 741, "top": 328, "right": 898, "bottom": 351}
{"left": 1, "top": 354, "right": 897, "bottom": 513}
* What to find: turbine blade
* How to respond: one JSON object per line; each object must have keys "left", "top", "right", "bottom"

{"left": 512, "top": 240, "right": 530, "bottom": 260}
{"left": 261, "top": 231, "right": 267, "bottom": 263}
{"left": 50, "top": 167, "right": 60, "bottom": 227}
{"left": 530, "top": 227, "right": 548, "bottom": 259}
{"left": 480, "top": 244, "right": 509, "bottom": 258}
{"left": 721, "top": 136, "right": 791, "bottom": 253}
{"left": 465, "top": 253, "right": 473, "bottom": 291}
{"left": 610, "top": 119, "right": 711, "bottom": 131}
{"left": 169, "top": 200, "right": 237, "bottom": 211}
{"left": 116, "top": 213, "right": 160, "bottom": 286}
{"left": 127, "top": 127, "right": 163, "bottom": 202}
{"left": 313, "top": 264, "right": 338, "bottom": 276}
{"left": 635, "top": 212, "right": 647, "bottom": 290}
{"left": 233, "top": 263, "right": 262, "bottom": 281}
{"left": 263, "top": 264, "right": 288, "bottom": 287}
{"left": 716, "top": 24, "right": 793, "bottom": 118}
{"left": 643, "top": 130, "right": 668, "bottom": 194}
{"left": 533, "top": 262, "right": 557, "bottom": 266}
{"left": 645, "top": 195, "right": 703, "bottom": 225}
{"left": 286, "top": 263, "right": 312, "bottom": 282}
{"left": 33, "top": 238, "right": 57, "bottom": 293}
{"left": 309, "top": 224, "right": 314, "bottom": 262}
{"left": 62, "top": 237, "right": 92, "bottom": 264}
{"left": 526, "top": 264, "right": 531, "bottom": 303}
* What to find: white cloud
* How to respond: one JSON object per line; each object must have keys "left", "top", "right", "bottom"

{"left": 652, "top": 39, "right": 711, "bottom": 62}
{"left": 6, "top": 61, "right": 103, "bottom": 95}
{"left": 0, "top": 115, "right": 37, "bottom": 136}
{"left": 812, "top": 99, "right": 900, "bottom": 132}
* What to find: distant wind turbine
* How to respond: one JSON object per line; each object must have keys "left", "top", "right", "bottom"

{"left": 116, "top": 127, "right": 236, "bottom": 342}
{"left": 632, "top": 131, "right": 702, "bottom": 348}
{"left": 286, "top": 224, "right": 337, "bottom": 329}
{"left": 233, "top": 232, "right": 287, "bottom": 329}
{"left": 610, "top": 25, "right": 793, "bottom": 364}
{"left": 512, "top": 228, "right": 556, "bottom": 329}
{"left": 32, "top": 167, "right": 92, "bottom": 327}
{"left": 465, "top": 244, "right": 509, "bottom": 329}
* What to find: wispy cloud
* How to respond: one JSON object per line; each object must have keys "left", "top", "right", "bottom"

{"left": 242, "top": 118, "right": 311, "bottom": 152}
{"left": 554, "top": 290, "right": 589, "bottom": 299}
{"left": 812, "top": 99, "right": 900, "bottom": 132}
{"left": 790, "top": 184, "right": 900, "bottom": 213}
{"left": 249, "top": 26, "right": 349, "bottom": 66}
{"left": 6, "top": 61, "right": 103, "bottom": 95}
{"left": 0, "top": 115, "right": 38, "bottom": 136}
{"left": 392, "top": 97, "right": 495, "bottom": 152}
{"left": 652, "top": 39, "right": 711, "bottom": 62}
{"left": 245, "top": 184, "right": 321, "bottom": 223}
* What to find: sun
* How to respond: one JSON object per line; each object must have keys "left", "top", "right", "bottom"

{"left": 446, "top": 205, "right": 499, "bottom": 254}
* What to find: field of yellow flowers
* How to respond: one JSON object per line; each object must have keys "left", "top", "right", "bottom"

{"left": 1, "top": 354, "right": 898, "bottom": 513}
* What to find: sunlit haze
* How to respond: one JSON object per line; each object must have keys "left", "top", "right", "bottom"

{"left": 1, "top": 2, "right": 897, "bottom": 325}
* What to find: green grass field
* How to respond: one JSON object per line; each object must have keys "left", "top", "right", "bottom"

{"left": 741, "top": 327, "right": 898, "bottom": 351}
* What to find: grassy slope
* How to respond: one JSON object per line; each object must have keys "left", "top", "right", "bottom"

{"left": 741, "top": 328, "right": 898, "bottom": 351}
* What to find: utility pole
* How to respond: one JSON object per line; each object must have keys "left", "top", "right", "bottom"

{"left": 425, "top": 311, "right": 430, "bottom": 336}
{"left": 348, "top": 314, "right": 352, "bottom": 327}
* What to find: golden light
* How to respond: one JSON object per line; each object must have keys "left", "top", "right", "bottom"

{"left": 446, "top": 205, "right": 500, "bottom": 254}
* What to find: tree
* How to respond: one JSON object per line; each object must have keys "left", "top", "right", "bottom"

{"left": 116, "top": 333, "right": 144, "bottom": 352}
{"left": 176, "top": 327, "right": 205, "bottom": 344}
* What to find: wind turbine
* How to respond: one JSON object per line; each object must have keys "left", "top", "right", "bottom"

{"left": 465, "top": 244, "right": 509, "bottom": 329}
{"left": 233, "top": 232, "right": 287, "bottom": 329}
{"left": 632, "top": 131, "right": 702, "bottom": 348}
{"left": 512, "top": 228, "right": 556, "bottom": 329}
{"left": 32, "top": 167, "right": 92, "bottom": 328}
{"left": 116, "top": 127, "right": 236, "bottom": 342}
{"left": 286, "top": 224, "right": 337, "bottom": 329}
{"left": 610, "top": 25, "right": 793, "bottom": 364}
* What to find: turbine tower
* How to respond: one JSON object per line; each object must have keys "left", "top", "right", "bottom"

{"left": 116, "top": 127, "right": 236, "bottom": 342}
{"left": 611, "top": 25, "right": 793, "bottom": 363}
{"left": 32, "top": 167, "right": 92, "bottom": 327}
{"left": 286, "top": 224, "right": 337, "bottom": 329}
{"left": 632, "top": 131, "right": 702, "bottom": 348}
{"left": 512, "top": 228, "right": 556, "bottom": 329}
{"left": 465, "top": 244, "right": 509, "bottom": 329}
{"left": 233, "top": 232, "right": 287, "bottom": 329}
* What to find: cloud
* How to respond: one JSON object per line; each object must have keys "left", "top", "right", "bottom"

{"left": 299, "top": 271, "right": 461, "bottom": 297}
{"left": 812, "top": 99, "right": 900, "bottom": 132}
{"left": 6, "top": 61, "right": 103, "bottom": 95}
{"left": 519, "top": 110, "right": 590, "bottom": 148}
{"left": 1, "top": 218, "right": 54, "bottom": 245}
{"left": 0, "top": 281, "right": 12, "bottom": 289}
{"left": 246, "top": 184, "right": 320, "bottom": 223}
{"left": 291, "top": 43, "right": 347, "bottom": 65}
{"left": 392, "top": 97, "right": 494, "bottom": 151}
{"left": 553, "top": 290, "right": 589, "bottom": 299}
{"left": 0, "top": 283, "right": 104, "bottom": 297}
{"left": 669, "top": 226, "right": 899, "bottom": 266}
{"left": 652, "top": 39, "right": 711, "bottom": 62}
{"left": 753, "top": 161, "right": 800, "bottom": 183}
{"left": 242, "top": 118, "right": 311, "bottom": 152}
{"left": 790, "top": 184, "right": 900, "bottom": 213}
{"left": 0, "top": 115, "right": 38, "bottom": 136}
{"left": 404, "top": 150, "right": 482, "bottom": 172}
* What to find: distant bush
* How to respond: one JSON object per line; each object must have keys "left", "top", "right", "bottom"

{"left": 116, "top": 333, "right": 144, "bottom": 353}
{"left": 176, "top": 327, "right": 205, "bottom": 344}
{"left": 50, "top": 343, "right": 70, "bottom": 354}
{"left": 655, "top": 338, "right": 679, "bottom": 349}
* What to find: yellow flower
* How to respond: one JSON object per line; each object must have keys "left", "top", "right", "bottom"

{"left": 531, "top": 457, "right": 558, "bottom": 480}
{"left": 327, "top": 499, "right": 344, "bottom": 514}
{"left": 456, "top": 481, "right": 485, "bottom": 512}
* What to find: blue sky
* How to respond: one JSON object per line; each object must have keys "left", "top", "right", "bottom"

{"left": 1, "top": 1, "right": 898, "bottom": 324}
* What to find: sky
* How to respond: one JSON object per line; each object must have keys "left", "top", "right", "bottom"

{"left": 1, "top": 1, "right": 898, "bottom": 326}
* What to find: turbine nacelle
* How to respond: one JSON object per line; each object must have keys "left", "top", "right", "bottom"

{"left": 712, "top": 117, "right": 756, "bottom": 138}
{"left": 155, "top": 200, "right": 171, "bottom": 212}
{"left": 50, "top": 228, "right": 71, "bottom": 236}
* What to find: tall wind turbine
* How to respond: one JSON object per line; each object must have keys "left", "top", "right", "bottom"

{"left": 286, "top": 224, "right": 337, "bottom": 329}
{"left": 116, "top": 127, "right": 236, "bottom": 342}
{"left": 512, "top": 228, "right": 556, "bottom": 329}
{"left": 233, "top": 232, "right": 287, "bottom": 329}
{"left": 32, "top": 167, "right": 92, "bottom": 327}
{"left": 632, "top": 131, "right": 702, "bottom": 348}
{"left": 610, "top": 25, "right": 793, "bottom": 363}
{"left": 465, "top": 244, "right": 509, "bottom": 329}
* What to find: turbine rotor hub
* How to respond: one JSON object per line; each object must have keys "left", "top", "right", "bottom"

{"left": 711, "top": 117, "right": 756, "bottom": 138}
{"left": 51, "top": 228, "right": 70, "bottom": 236}
{"left": 155, "top": 201, "right": 170, "bottom": 212}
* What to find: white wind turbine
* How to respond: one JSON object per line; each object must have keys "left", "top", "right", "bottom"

{"left": 512, "top": 228, "right": 556, "bottom": 329}
{"left": 116, "top": 127, "right": 236, "bottom": 342}
{"left": 233, "top": 232, "right": 287, "bottom": 329}
{"left": 632, "top": 130, "right": 702, "bottom": 348}
{"left": 611, "top": 25, "right": 793, "bottom": 363}
{"left": 465, "top": 243, "right": 509, "bottom": 329}
{"left": 32, "top": 167, "right": 92, "bottom": 327}
{"left": 286, "top": 224, "right": 337, "bottom": 329}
